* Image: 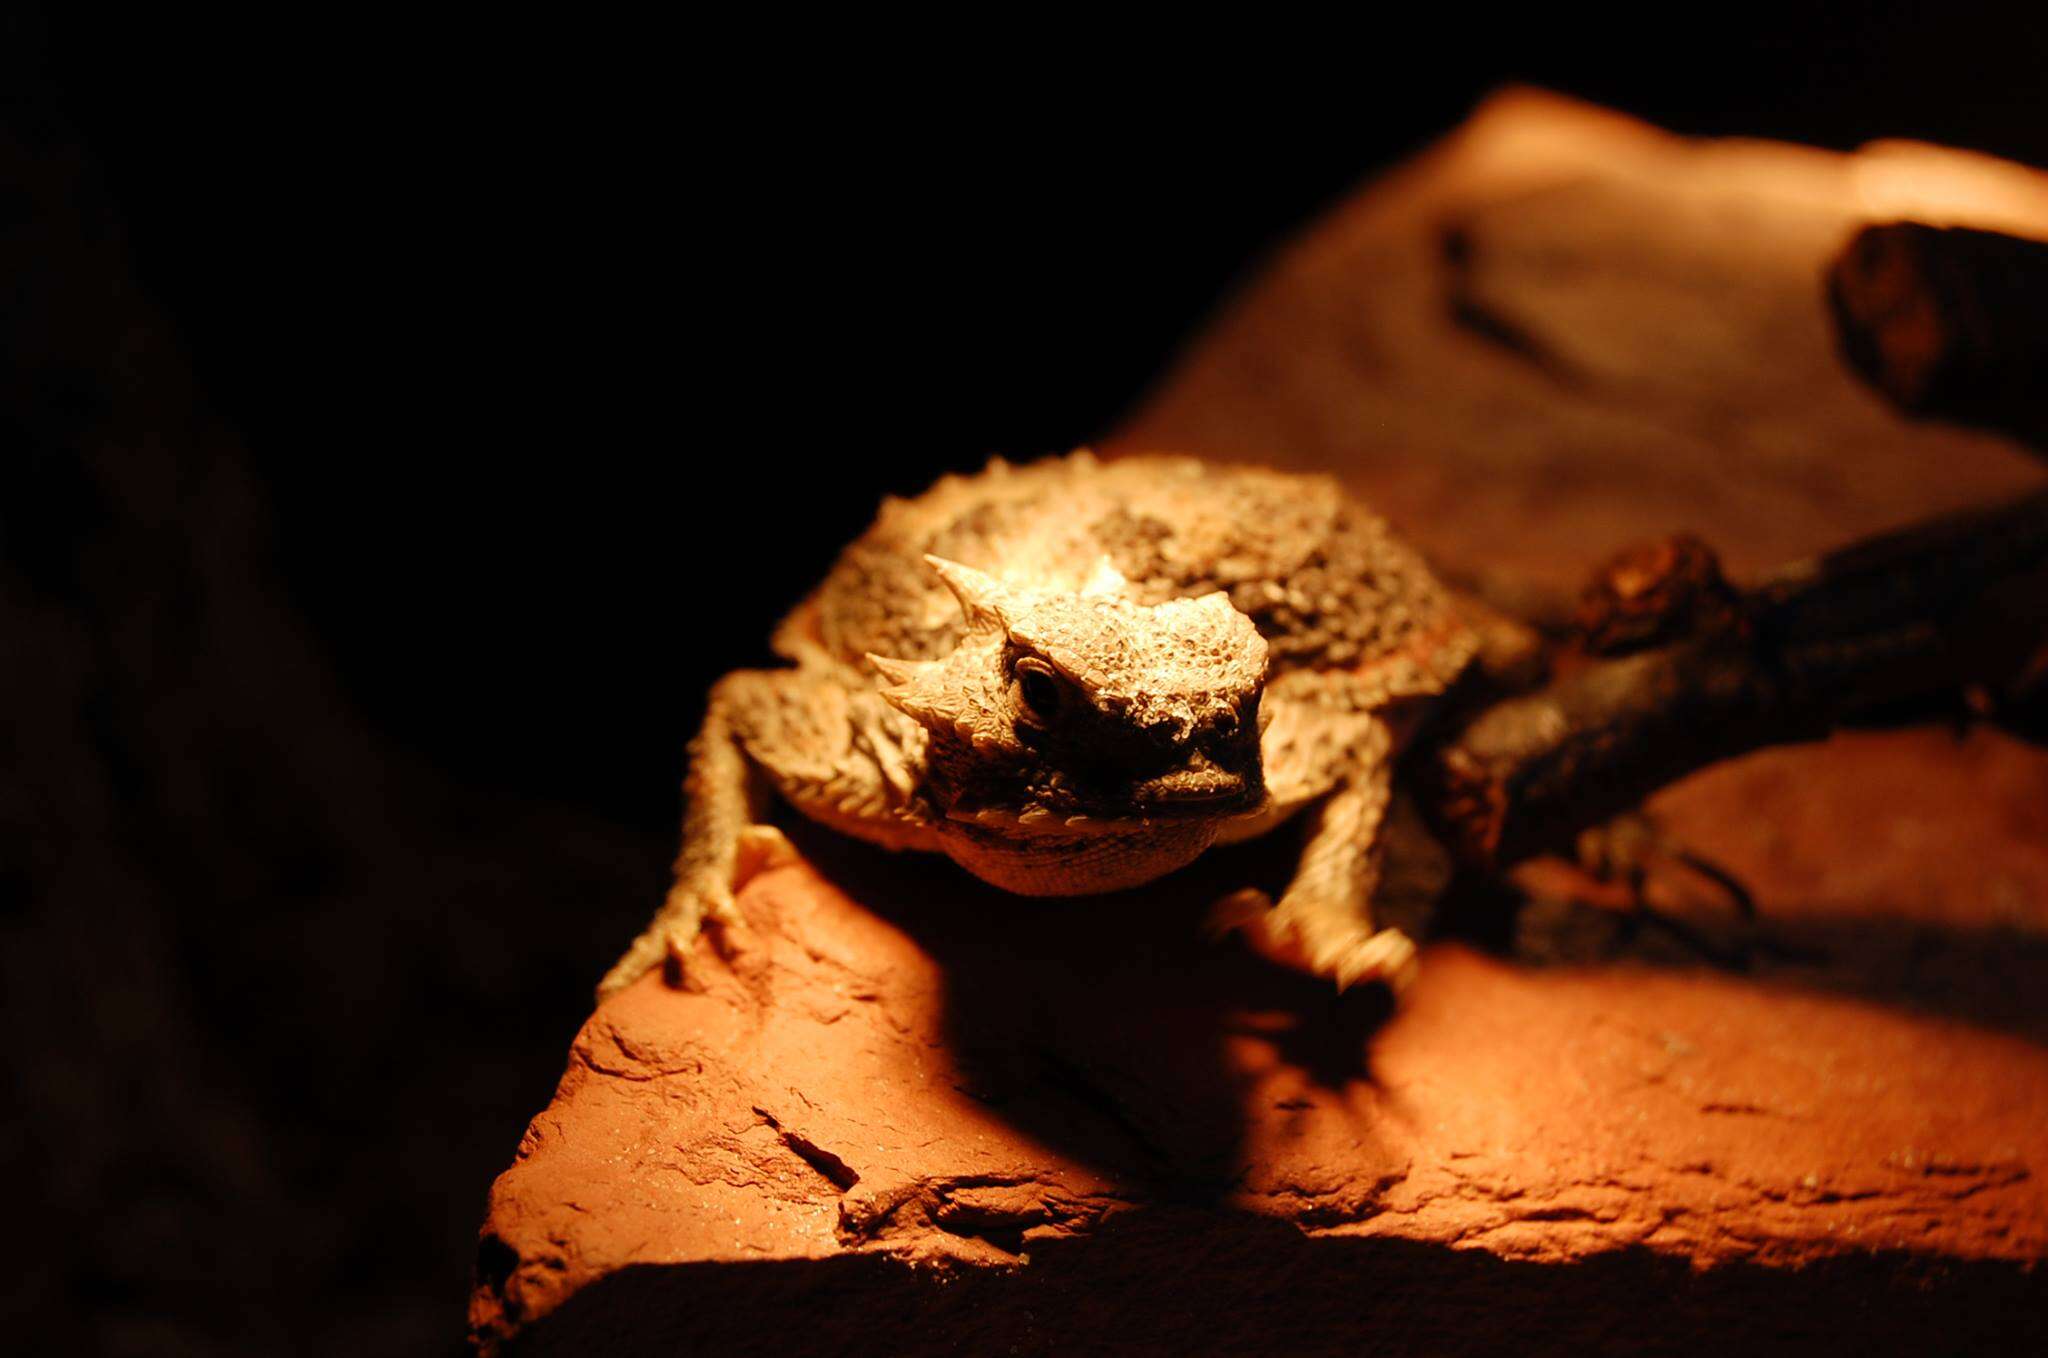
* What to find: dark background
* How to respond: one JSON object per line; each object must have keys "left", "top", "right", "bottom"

{"left": 32, "top": 6, "right": 2048, "bottom": 832}
{"left": 6, "top": 7, "right": 2046, "bottom": 1354}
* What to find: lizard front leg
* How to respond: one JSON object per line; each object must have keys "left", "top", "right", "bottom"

{"left": 598, "top": 672, "right": 793, "bottom": 998}
{"left": 598, "top": 667, "right": 937, "bottom": 999}
{"left": 1216, "top": 712, "right": 1421, "bottom": 992}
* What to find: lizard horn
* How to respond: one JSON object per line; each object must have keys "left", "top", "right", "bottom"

{"left": 923, "top": 555, "right": 1008, "bottom": 625}
{"left": 865, "top": 653, "right": 937, "bottom": 688}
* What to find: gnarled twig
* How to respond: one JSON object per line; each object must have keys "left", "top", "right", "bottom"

{"left": 1417, "top": 488, "right": 2048, "bottom": 871}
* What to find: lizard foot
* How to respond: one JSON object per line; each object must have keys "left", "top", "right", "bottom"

{"left": 1264, "top": 908, "right": 1419, "bottom": 994}
{"left": 596, "top": 824, "right": 797, "bottom": 999}
{"left": 1215, "top": 887, "right": 1421, "bottom": 995}
{"left": 1325, "top": 926, "right": 1419, "bottom": 992}
{"left": 595, "top": 876, "right": 733, "bottom": 999}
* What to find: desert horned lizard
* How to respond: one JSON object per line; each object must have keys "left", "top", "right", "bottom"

{"left": 601, "top": 451, "right": 1478, "bottom": 998}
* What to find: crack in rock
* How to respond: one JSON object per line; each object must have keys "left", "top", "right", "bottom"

{"left": 753, "top": 1106, "right": 862, "bottom": 1191}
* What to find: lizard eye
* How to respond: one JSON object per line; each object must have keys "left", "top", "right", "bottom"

{"left": 1015, "top": 658, "right": 1064, "bottom": 722}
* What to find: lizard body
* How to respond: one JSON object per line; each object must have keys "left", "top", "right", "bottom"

{"left": 600, "top": 451, "right": 1477, "bottom": 998}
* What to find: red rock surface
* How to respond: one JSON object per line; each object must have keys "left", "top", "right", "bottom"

{"left": 471, "top": 93, "right": 2048, "bottom": 1355}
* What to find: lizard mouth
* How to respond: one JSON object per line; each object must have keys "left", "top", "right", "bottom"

{"left": 944, "top": 788, "right": 1269, "bottom": 835}
{"left": 939, "top": 749, "right": 1266, "bottom": 835}
{"left": 1131, "top": 765, "right": 1256, "bottom": 810}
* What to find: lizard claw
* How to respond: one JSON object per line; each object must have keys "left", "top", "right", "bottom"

{"left": 665, "top": 889, "right": 735, "bottom": 970}
{"left": 598, "top": 833, "right": 795, "bottom": 1000}
{"left": 594, "top": 884, "right": 730, "bottom": 999}
{"left": 1217, "top": 893, "right": 1420, "bottom": 996}
{"left": 658, "top": 826, "right": 802, "bottom": 978}
{"left": 1331, "top": 927, "right": 1419, "bottom": 995}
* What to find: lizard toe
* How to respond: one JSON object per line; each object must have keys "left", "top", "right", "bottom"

{"left": 733, "top": 824, "right": 798, "bottom": 890}
{"left": 1333, "top": 928, "right": 1418, "bottom": 994}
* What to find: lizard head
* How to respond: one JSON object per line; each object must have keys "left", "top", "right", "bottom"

{"left": 869, "top": 555, "right": 1269, "bottom": 884}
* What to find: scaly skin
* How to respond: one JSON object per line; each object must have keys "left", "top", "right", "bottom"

{"left": 599, "top": 452, "right": 1476, "bottom": 999}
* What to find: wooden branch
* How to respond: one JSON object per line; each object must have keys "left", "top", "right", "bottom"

{"left": 1416, "top": 489, "right": 2048, "bottom": 871}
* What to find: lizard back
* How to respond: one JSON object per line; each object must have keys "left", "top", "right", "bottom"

{"left": 777, "top": 452, "right": 1472, "bottom": 702}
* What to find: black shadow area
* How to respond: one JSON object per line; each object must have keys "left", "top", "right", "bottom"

{"left": 498, "top": 1208, "right": 2048, "bottom": 1358}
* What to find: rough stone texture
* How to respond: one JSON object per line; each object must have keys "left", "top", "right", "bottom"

{"left": 472, "top": 92, "right": 2048, "bottom": 1356}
